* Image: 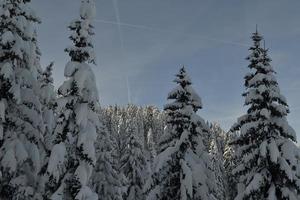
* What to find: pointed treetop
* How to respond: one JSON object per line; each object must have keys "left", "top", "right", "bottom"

{"left": 252, "top": 25, "right": 263, "bottom": 46}
{"left": 166, "top": 66, "right": 202, "bottom": 112}
{"left": 66, "top": 0, "right": 96, "bottom": 64}
{"left": 174, "top": 65, "right": 192, "bottom": 85}
{"left": 80, "top": 0, "right": 96, "bottom": 20}
{"left": 181, "top": 65, "right": 186, "bottom": 72}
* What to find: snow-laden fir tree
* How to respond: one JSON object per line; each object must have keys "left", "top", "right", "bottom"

{"left": 125, "top": 113, "right": 145, "bottom": 151}
{"left": 231, "top": 30, "right": 300, "bottom": 200}
{"left": 121, "top": 133, "right": 148, "bottom": 200}
{"left": 143, "top": 106, "right": 165, "bottom": 152}
{"left": 33, "top": 29, "right": 44, "bottom": 82}
{"left": 105, "top": 107, "right": 132, "bottom": 197}
{"left": 103, "top": 105, "right": 164, "bottom": 161}
{"left": 0, "top": 0, "right": 46, "bottom": 199}
{"left": 208, "top": 123, "right": 227, "bottom": 200}
{"left": 114, "top": 116, "right": 130, "bottom": 170}
{"left": 209, "top": 123, "right": 227, "bottom": 153}
{"left": 146, "top": 128, "right": 157, "bottom": 170}
{"left": 145, "top": 67, "right": 216, "bottom": 200}
{"left": 40, "top": 62, "right": 56, "bottom": 152}
{"left": 91, "top": 113, "right": 123, "bottom": 200}
{"left": 103, "top": 105, "right": 164, "bottom": 196}
{"left": 38, "top": 62, "right": 57, "bottom": 196}
{"left": 135, "top": 106, "right": 146, "bottom": 148}
{"left": 209, "top": 136, "right": 226, "bottom": 200}
{"left": 223, "top": 131, "right": 239, "bottom": 200}
{"left": 45, "top": 0, "right": 99, "bottom": 199}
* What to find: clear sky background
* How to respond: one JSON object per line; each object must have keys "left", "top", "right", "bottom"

{"left": 32, "top": 0, "right": 300, "bottom": 137}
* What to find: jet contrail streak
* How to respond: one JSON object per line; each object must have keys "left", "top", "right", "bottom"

{"left": 111, "top": 0, "right": 132, "bottom": 103}
{"left": 95, "top": 19, "right": 250, "bottom": 47}
{"left": 112, "top": 0, "right": 125, "bottom": 53}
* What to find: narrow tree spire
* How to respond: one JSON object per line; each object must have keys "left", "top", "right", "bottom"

{"left": 255, "top": 24, "right": 258, "bottom": 34}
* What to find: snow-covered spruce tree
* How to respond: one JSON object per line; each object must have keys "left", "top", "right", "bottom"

{"left": 125, "top": 112, "right": 145, "bottom": 150}
{"left": 145, "top": 67, "right": 216, "bottom": 200}
{"left": 40, "top": 62, "right": 56, "bottom": 152}
{"left": 45, "top": 0, "right": 99, "bottom": 199}
{"left": 209, "top": 137, "right": 226, "bottom": 200}
{"left": 39, "top": 62, "right": 57, "bottom": 196}
{"left": 0, "top": 0, "right": 46, "bottom": 199}
{"left": 115, "top": 115, "right": 130, "bottom": 170}
{"left": 146, "top": 128, "right": 157, "bottom": 170}
{"left": 208, "top": 122, "right": 227, "bottom": 200}
{"left": 209, "top": 122, "right": 227, "bottom": 153}
{"left": 143, "top": 106, "right": 165, "bottom": 151}
{"left": 121, "top": 134, "right": 148, "bottom": 200}
{"left": 223, "top": 131, "right": 239, "bottom": 200}
{"left": 103, "top": 105, "right": 164, "bottom": 160}
{"left": 91, "top": 113, "right": 123, "bottom": 200}
{"left": 106, "top": 109, "right": 130, "bottom": 197}
{"left": 231, "top": 30, "right": 300, "bottom": 199}
{"left": 32, "top": 29, "right": 44, "bottom": 81}
{"left": 143, "top": 106, "right": 164, "bottom": 165}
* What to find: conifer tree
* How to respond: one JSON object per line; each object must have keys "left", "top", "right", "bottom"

{"left": 40, "top": 62, "right": 56, "bottom": 152}
{"left": 115, "top": 116, "right": 130, "bottom": 171}
{"left": 209, "top": 137, "right": 226, "bottom": 200}
{"left": 0, "top": 0, "right": 45, "bottom": 199}
{"left": 209, "top": 123, "right": 227, "bottom": 153}
{"left": 223, "top": 132, "right": 238, "bottom": 200}
{"left": 92, "top": 114, "right": 123, "bottom": 200}
{"left": 146, "top": 128, "right": 157, "bottom": 170}
{"left": 45, "top": 0, "right": 99, "bottom": 199}
{"left": 121, "top": 134, "right": 147, "bottom": 200}
{"left": 231, "top": 30, "right": 300, "bottom": 200}
{"left": 145, "top": 67, "right": 216, "bottom": 200}
{"left": 208, "top": 123, "right": 227, "bottom": 200}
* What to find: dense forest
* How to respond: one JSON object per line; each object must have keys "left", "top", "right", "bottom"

{"left": 0, "top": 0, "right": 299, "bottom": 200}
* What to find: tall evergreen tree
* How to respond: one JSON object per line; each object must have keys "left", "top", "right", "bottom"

{"left": 146, "top": 128, "right": 157, "bottom": 170}
{"left": 92, "top": 113, "right": 123, "bottom": 200}
{"left": 0, "top": 0, "right": 46, "bottom": 199}
{"left": 223, "top": 131, "right": 239, "bottom": 200}
{"left": 143, "top": 106, "right": 164, "bottom": 160}
{"left": 40, "top": 62, "right": 56, "bottom": 152}
{"left": 45, "top": 0, "right": 98, "bottom": 199}
{"left": 208, "top": 123, "right": 227, "bottom": 200}
{"left": 209, "top": 123, "right": 227, "bottom": 153}
{"left": 145, "top": 67, "right": 216, "bottom": 200}
{"left": 121, "top": 134, "right": 148, "bottom": 200}
{"left": 231, "top": 30, "right": 300, "bottom": 200}
{"left": 38, "top": 62, "right": 56, "bottom": 196}
{"left": 209, "top": 137, "right": 226, "bottom": 200}
{"left": 114, "top": 115, "right": 130, "bottom": 171}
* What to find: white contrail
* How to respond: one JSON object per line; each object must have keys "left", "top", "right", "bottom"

{"left": 112, "top": 0, "right": 125, "bottom": 53}
{"left": 111, "top": 0, "right": 132, "bottom": 104}
{"left": 98, "top": 3, "right": 249, "bottom": 105}
{"left": 94, "top": 19, "right": 250, "bottom": 47}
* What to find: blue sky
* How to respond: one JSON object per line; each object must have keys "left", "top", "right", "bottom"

{"left": 32, "top": 0, "right": 300, "bottom": 136}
